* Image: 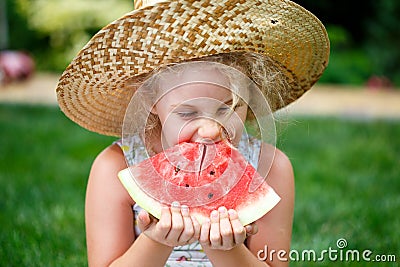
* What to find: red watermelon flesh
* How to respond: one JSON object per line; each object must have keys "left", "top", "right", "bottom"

{"left": 118, "top": 141, "right": 280, "bottom": 225}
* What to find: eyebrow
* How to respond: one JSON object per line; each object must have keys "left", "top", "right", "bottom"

{"left": 170, "top": 98, "right": 234, "bottom": 109}
{"left": 169, "top": 104, "right": 196, "bottom": 110}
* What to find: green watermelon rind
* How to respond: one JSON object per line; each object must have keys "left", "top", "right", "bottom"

{"left": 119, "top": 167, "right": 163, "bottom": 219}
{"left": 118, "top": 167, "right": 280, "bottom": 226}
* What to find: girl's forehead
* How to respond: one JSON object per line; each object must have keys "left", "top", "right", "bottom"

{"left": 158, "top": 65, "right": 231, "bottom": 92}
{"left": 154, "top": 62, "right": 250, "bottom": 102}
{"left": 158, "top": 83, "right": 233, "bottom": 105}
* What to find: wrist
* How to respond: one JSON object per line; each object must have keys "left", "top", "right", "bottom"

{"left": 140, "top": 233, "right": 175, "bottom": 250}
{"left": 110, "top": 234, "right": 174, "bottom": 267}
{"left": 203, "top": 242, "right": 244, "bottom": 253}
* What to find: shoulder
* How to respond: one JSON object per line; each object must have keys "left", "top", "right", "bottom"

{"left": 86, "top": 144, "right": 136, "bottom": 265}
{"left": 258, "top": 144, "right": 294, "bottom": 187}
{"left": 267, "top": 146, "right": 294, "bottom": 201}
{"left": 87, "top": 143, "right": 134, "bottom": 206}
{"left": 270, "top": 148, "right": 293, "bottom": 180}
{"left": 256, "top": 144, "right": 294, "bottom": 221}
{"left": 266, "top": 147, "right": 294, "bottom": 204}
{"left": 90, "top": 143, "right": 127, "bottom": 183}
{"left": 257, "top": 144, "right": 295, "bottom": 225}
{"left": 94, "top": 142, "right": 125, "bottom": 164}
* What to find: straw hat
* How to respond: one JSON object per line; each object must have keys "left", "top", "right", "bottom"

{"left": 56, "top": 0, "right": 330, "bottom": 137}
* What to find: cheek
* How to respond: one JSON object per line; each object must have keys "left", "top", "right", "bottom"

{"left": 229, "top": 107, "right": 247, "bottom": 129}
{"left": 237, "top": 105, "right": 248, "bottom": 121}
{"left": 175, "top": 123, "right": 198, "bottom": 143}
{"left": 224, "top": 108, "right": 248, "bottom": 143}
{"left": 161, "top": 120, "right": 196, "bottom": 145}
{"left": 226, "top": 119, "right": 245, "bottom": 144}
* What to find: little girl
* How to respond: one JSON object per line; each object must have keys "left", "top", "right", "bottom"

{"left": 56, "top": 1, "right": 329, "bottom": 266}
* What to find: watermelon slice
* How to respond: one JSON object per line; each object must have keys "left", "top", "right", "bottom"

{"left": 118, "top": 141, "right": 280, "bottom": 226}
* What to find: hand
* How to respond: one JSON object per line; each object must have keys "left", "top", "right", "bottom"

{"left": 137, "top": 202, "right": 200, "bottom": 247}
{"left": 199, "top": 206, "right": 257, "bottom": 251}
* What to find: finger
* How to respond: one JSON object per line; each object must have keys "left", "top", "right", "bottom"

{"left": 209, "top": 210, "right": 222, "bottom": 247}
{"left": 245, "top": 223, "right": 258, "bottom": 236}
{"left": 156, "top": 206, "right": 172, "bottom": 238}
{"left": 228, "top": 209, "right": 246, "bottom": 245}
{"left": 137, "top": 209, "right": 152, "bottom": 231}
{"left": 218, "top": 207, "right": 234, "bottom": 248}
{"left": 167, "top": 201, "right": 184, "bottom": 242}
{"left": 199, "top": 218, "right": 211, "bottom": 246}
{"left": 178, "top": 205, "right": 195, "bottom": 243}
{"left": 190, "top": 215, "right": 201, "bottom": 243}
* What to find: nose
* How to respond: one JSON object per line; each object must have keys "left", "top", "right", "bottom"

{"left": 197, "top": 119, "right": 221, "bottom": 142}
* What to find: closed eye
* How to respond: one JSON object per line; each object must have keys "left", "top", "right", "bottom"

{"left": 217, "top": 101, "right": 243, "bottom": 116}
{"left": 217, "top": 106, "right": 232, "bottom": 115}
{"left": 176, "top": 111, "right": 198, "bottom": 119}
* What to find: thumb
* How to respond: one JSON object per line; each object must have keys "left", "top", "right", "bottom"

{"left": 245, "top": 223, "right": 258, "bottom": 236}
{"left": 137, "top": 209, "right": 152, "bottom": 231}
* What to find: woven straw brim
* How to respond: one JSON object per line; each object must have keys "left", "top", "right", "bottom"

{"left": 56, "top": 0, "right": 329, "bottom": 137}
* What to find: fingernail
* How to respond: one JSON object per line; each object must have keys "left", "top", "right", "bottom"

{"left": 181, "top": 205, "right": 189, "bottom": 216}
{"left": 171, "top": 201, "right": 180, "bottom": 208}
{"left": 228, "top": 209, "right": 236, "bottom": 217}
{"left": 245, "top": 225, "right": 252, "bottom": 232}
{"left": 211, "top": 210, "right": 219, "bottom": 218}
{"left": 218, "top": 206, "right": 227, "bottom": 214}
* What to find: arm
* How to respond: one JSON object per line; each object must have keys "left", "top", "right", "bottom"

{"left": 200, "top": 148, "right": 295, "bottom": 267}
{"left": 247, "top": 148, "right": 295, "bottom": 266}
{"left": 85, "top": 144, "right": 173, "bottom": 266}
{"left": 85, "top": 144, "right": 201, "bottom": 266}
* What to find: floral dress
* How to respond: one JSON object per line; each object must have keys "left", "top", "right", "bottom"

{"left": 115, "top": 134, "right": 261, "bottom": 266}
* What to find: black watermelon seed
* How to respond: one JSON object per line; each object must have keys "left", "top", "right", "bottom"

{"left": 174, "top": 165, "right": 180, "bottom": 174}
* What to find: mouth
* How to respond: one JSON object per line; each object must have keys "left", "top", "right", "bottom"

{"left": 193, "top": 124, "right": 233, "bottom": 144}
{"left": 193, "top": 138, "right": 235, "bottom": 182}
{"left": 197, "top": 143, "right": 208, "bottom": 181}
{"left": 194, "top": 137, "right": 217, "bottom": 144}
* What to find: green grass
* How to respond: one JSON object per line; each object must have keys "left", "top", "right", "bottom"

{"left": 0, "top": 104, "right": 115, "bottom": 266}
{"left": 1, "top": 104, "right": 399, "bottom": 266}
{"left": 277, "top": 117, "right": 400, "bottom": 266}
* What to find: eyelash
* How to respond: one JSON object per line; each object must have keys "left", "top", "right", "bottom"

{"left": 218, "top": 103, "right": 243, "bottom": 113}
{"left": 217, "top": 107, "right": 231, "bottom": 114}
{"left": 176, "top": 103, "right": 243, "bottom": 118}
{"left": 177, "top": 112, "right": 197, "bottom": 118}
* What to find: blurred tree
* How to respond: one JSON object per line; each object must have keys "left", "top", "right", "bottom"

{"left": 294, "top": 0, "right": 375, "bottom": 44}
{"left": 295, "top": 0, "right": 399, "bottom": 87}
{"left": 0, "top": 0, "right": 9, "bottom": 49}
{"left": 4, "top": 0, "right": 399, "bottom": 85}
{"left": 14, "top": 0, "right": 132, "bottom": 70}
{"left": 364, "top": 0, "right": 400, "bottom": 85}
